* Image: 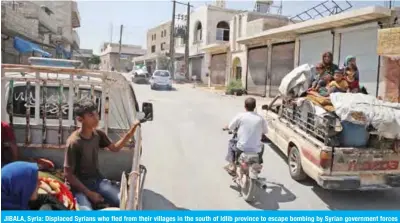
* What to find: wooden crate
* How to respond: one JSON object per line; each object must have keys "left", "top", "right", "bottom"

{"left": 377, "top": 27, "right": 400, "bottom": 56}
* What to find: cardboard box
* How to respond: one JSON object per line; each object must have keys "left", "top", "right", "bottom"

{"left": 377, "top": 27, "right": 400, "bottom": 56}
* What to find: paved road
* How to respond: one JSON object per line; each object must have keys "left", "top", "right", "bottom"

{"left": 133, "top": 83, "right": 400, "bottom": 210}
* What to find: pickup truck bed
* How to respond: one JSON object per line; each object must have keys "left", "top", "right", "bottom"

{"left": 261, "top": 98, "right": 400, "bottom": 190}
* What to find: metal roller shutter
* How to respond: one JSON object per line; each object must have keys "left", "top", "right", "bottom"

{"left": 210, "top": 53, "right": 227, "bottom": 86}
{"left": 269, "top": 42, "right": 295, "bottom": 97}
{"left": 338, "top": 23, "right": 379, "bottom": 96}
{"left": 299, "top": 31, "right": 333, "bottom": 66}
{"left": 246, "top": 46, "right": 268, "bottom": 96}
{"left": 191, "top": 57, "right": 203, "bottom": 81}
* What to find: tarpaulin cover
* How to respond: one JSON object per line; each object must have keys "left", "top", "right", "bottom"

{"left": 13, "top": 37, "right": 52, "bottom": 57}
{"left": 278, "top": 63, "right": 315, "bottom": 98}
{"left": 330, "top": 92, "right": 400, "bottom": 139}
{"left": 28, "top": 57, "right": 81, "bottom": 68}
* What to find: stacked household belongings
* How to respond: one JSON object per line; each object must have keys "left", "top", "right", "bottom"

{"left": 330, "top": 93, "right": 400, "bottom": 149}
{"left": 279, "top": 64, "right": 341, "bottom": 146}
{"left": 279, "top": 62, "right": 400, "bottom": 149}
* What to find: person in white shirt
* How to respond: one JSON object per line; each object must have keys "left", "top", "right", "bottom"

{"left": 223, "top": 97, "right": 268, "bottom": 175}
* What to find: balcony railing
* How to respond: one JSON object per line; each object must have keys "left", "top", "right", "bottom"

{"left": 51, "top": 27, "right": 73, "bottom": 45}
{"left": 71, "top": 1, "right": 80, "bottom": 28}
{"left": 19, "top": 1, "right": 57, "bottom": 34}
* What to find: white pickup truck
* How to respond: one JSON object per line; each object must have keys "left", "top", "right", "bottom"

{"left": 1, "top": 57, "right": 154, "bottom": 209}
{"left": 260, "top": 95, "right": 400, "bottom": 190}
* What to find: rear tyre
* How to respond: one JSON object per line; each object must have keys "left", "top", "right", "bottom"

{"left": 241, "top": 176, "right": 257, "bottom": 202}
{"left": 288, "top": 146, "right": 307, "bottom": 181}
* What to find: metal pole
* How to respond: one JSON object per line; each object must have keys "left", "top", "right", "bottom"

{"left": 170, "top": 0, "right": 176, "bottom": 79}
{"left": 118, "top": 24, "right": 123, "bottom": 72}
{"left": 110, "top": 23, "right": 113, "bottom": 43}
{"left": 185, "top": 2, "right": 190, "bottom": 80}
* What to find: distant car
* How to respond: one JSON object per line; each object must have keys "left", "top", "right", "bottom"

{"left": 132, "top": 70, "right": 149, "bottom": 84}
{"left": 149, "top": 70, "right": 172, "bottom": 90}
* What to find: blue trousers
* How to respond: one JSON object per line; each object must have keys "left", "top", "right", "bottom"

{"left": 74, "top": 178, "right": 120, "bottom": 210}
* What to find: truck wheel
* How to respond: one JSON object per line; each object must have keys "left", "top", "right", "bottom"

{"left": 288, "top": 146, "right": 307, "bottom": 181}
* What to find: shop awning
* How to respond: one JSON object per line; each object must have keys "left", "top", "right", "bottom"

{"left": 13, "top": 36, "right": 52, "bottom": 57}
{"left": 201, "top": 43, "right": 229, "bottom": 54}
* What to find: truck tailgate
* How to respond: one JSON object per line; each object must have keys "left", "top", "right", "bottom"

{"left": 330, "top": 147, "right": 400, "bottom": 188}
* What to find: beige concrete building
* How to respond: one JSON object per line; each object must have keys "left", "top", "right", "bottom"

{"left": 147, "top": 21, "right": 171, "bottom": 55}
{"left": 100, "top": 42, "right": 146, "bottom": 72}
{"left": 133, "top": 4, "right": 244, "bottom": 78}
{"left": 202, "top": 10, "right": 289, "bottom": 89}
{"left": 134, "top": 20, "right": 184, "bottom": 75}
{"left": 133, "top": 3, "right": 288, "bottom": 84}
{"left": 1, "top": 0, "right": 80, "bottom": 64}
{"left": 187, "top": 5, "right": 242, "bottom": 84}
{"left": 238, "top": 6, "right": 400, "bottom": 97}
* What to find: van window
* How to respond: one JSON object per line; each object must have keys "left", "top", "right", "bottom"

{"left": 7, "top": 85, "right": 102, "bottom": 120}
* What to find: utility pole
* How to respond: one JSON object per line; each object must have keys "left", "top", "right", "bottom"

{"left": 169, "top": 0, "right": 176, "bottom": 79}
{"left": 185, "top": 2, "right": 190, "bottom": 80}
{"left": 118, "top": 24, "right": 123, "bottom": 72}
{"left": 110, "top": 23, "right": 113, "bottom": 43}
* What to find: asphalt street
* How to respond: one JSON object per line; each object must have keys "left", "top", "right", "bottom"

{"left": 133, "top": 83, "right": 400, "bottom": 210}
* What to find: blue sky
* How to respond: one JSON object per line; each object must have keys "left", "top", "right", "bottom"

{"left": 76, "top": 0, "right": 395, "bottom": 54}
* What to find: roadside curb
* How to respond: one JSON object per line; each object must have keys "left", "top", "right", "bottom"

{"left": 175, "top": 84, "right": 275, "bottom": 103}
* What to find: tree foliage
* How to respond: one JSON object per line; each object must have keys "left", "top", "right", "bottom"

{"left": 88, "top": 55, "right": 101, "bottom": 65}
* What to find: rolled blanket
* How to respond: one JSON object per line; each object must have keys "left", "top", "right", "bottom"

{"left": 38, "top": 177, "right": 77, "bottom": 210}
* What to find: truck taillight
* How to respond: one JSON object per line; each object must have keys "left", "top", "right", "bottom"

{"left": 320, "top": 150, "right": 332, "bottom": 169}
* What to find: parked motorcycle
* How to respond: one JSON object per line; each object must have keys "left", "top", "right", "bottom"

{"left": 223, "top": 128, "right": 267, "bottom": 202}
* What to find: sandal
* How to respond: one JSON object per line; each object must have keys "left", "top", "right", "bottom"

{"left": 223, "top": 165, "right": 237, "bottom": 177}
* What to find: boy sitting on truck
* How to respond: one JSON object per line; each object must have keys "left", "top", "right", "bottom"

{"left": 310, "top": 63, "right": 325, "bottom": 90}
{"left": 64, "top": 99, "right": 141, "bottom": 210}
{"left": 328, "top": 69, "right": 349, "bottom": 93}
{"left": 308, "top": 73, "right": 331, "bottom": 97}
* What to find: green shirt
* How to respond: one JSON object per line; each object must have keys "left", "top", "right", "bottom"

{"left": 324, "top": 64, "right": 339, "bottom": 76}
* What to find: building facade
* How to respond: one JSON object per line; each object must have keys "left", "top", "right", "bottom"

{"left": 40, "top": 0, "right": 80, "bottom": 57}
{"left": 187, "top": 5, "right": 242, "bottom": 84}
{"left": 133, "top": 21, "right": 174, "bottom": 74}
{"left": 100, "top": 42, "right": 146, "bottom": 72}
{"left": 133, "top": 4, "right": 243, "bottom": 79}
{"left": 147, "top": 21, "right": 171, "bottom": 55}
{"left": 238, "top": 6, "right": 400, "bottom": 98}
{"left": 201, "top": 11, "right": 289, "bottom": 90}
{"left": 1, "top": 0, "right": 80, "bottom": 64}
